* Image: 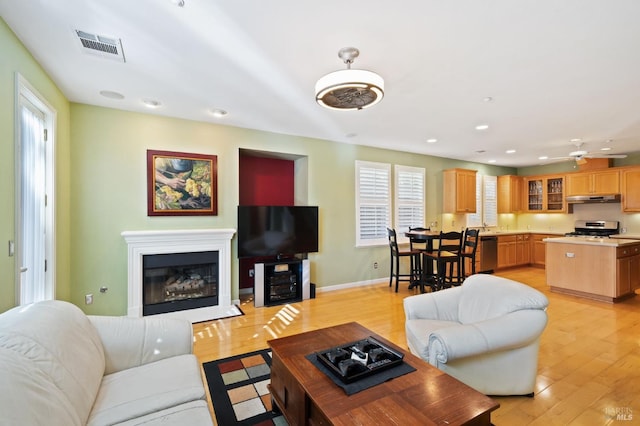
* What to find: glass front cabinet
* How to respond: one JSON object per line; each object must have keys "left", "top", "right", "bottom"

{"left": 524, "top": 175, "right": 565, "bottom": 213}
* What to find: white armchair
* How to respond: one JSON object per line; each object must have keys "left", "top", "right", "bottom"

{"left": 404, "top": 274, "right": 549, "bottom": 396}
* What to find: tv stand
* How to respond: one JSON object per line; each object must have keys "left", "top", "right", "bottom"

{"left": 254, "top": 259, "right": 310, "bottom": 307}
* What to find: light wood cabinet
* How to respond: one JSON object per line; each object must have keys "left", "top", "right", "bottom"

{"left": 497, "top": 235, "right": 517, "bottom": 269}
{"left": 617, "top": 245, "right": 640, "bottom": 296}
{"left": 516, "top": 234, "right": 531, "bottom": 265}
{"left": 497, "top": 175, "right": 523, "bottom": 213}
{"left": 566, "top": 170, "right": 620, "bottom": 196}
{"left": 531, "top": 234, "right": 554, "bottom": 268}
{"left": 443, "top": 168, "right": 477, "bottom": 213}
{"left": 524, "top": 175, "right": 565, "bottom": 213}
{"left": 621, "top": 167, "right": 640, "bottom": 212}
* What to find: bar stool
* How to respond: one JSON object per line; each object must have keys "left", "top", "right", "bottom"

{"left": 387, "top": 228, "right": 422, "bottom": 292}
{"left": 459, "top": 228, "right": 480, "bottom": 281}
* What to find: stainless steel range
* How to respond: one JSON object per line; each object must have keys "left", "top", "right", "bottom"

{"left": 564, "top": 220, "right": 619, "bottom": 238}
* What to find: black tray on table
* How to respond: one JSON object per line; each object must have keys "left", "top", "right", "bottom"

{"left": 314, "top": 337, "right": 405, "bottom": 384}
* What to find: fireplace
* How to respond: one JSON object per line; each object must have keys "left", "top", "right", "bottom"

{"left": 142, "top": 251, "right": 218, "bottom": 316}
{"left": 122, "top": 229, "right": 235, "bottom": 323}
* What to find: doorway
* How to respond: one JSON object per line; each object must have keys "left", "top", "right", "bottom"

{"left": 15, "top": 74, "right": 56, "bottom": 305}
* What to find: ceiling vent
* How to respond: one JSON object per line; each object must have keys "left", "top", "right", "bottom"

{"left": 74, "top": 30, "right": 125, "bottom": 62}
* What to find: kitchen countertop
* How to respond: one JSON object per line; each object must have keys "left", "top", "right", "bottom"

{"left": 478, "top": 230, "right": 566, "bottom": 236}
{"left": 543, "top": 236, "right": 640, "bottom": 247}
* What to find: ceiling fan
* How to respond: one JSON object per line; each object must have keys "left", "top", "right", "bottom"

{"left": 550, "top": 142, "right": 627, "bottom": 164}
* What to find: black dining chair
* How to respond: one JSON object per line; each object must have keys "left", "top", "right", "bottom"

{"left": 387, "top": 228, "right": 422, "bottom": 292}
{"left": 459, "top": 228, "right": 480, "bottom": 281}
{"left": 422, "top": 231, "right": 463, "bottom": 291}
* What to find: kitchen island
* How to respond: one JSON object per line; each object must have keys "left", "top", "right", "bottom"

{"left": 544, "top": 237, "right": 640, "bottom": 303}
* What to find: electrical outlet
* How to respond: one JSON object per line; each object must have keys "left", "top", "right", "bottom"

{"left": 373, "top": 262, "right": 378, "bottom": 269}
{"left": 85, "top": 294, "right": 93, "bottom": 305}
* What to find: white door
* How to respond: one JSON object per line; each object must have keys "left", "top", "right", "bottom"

{"left": 16, "top": 75, "right": 56, "bottom": 305}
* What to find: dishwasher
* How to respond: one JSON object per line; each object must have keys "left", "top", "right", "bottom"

{"left": 480, "top": 236, "right": 497, "bottom": 273}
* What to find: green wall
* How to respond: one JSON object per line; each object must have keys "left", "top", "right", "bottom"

{"left": 0, "top": 19, "right": 72, "bottom": 313}
{"left": 69, "top": 104, "right": 514, "bottom": 315}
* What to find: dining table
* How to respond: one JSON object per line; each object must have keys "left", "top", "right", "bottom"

{"left": 404, "top": 229, "right": 441, "bottom": 292}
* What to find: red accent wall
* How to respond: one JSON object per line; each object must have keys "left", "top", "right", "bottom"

{"left": 239, "top": 156, "right": 294, "bottom": 206}
{"left": 238, "top": 155, "right": 295, "bottom": 289}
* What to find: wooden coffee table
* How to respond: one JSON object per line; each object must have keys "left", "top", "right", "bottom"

{"left": 268, "top": 322, "right": 499, "bottom": 425}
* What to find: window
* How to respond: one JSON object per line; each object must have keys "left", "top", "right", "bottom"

{"left": 467, "top": 174, "right": 497, "bottom": 228}
{"left": 355, "top": 161, "right": 391, "bottom": 246}
{"left": 16, "top": 74, "right": 56, "bottom": 305}
{"left": 394, "top": 165, "right": 425, "bottom": 241}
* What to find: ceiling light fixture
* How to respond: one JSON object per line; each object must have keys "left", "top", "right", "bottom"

{"left": 99, "top": 90, "right": 124, "bottom": 100}
{"left": 475, "top": 124, "right": 489, "bottom": 130}
{"left": 426, "top": 138, "right": 437, "bottom": 143}
{"left": 539, "top": 156, "right": 548, "bottom": 160}
{"left": 601, "top": 147, "right": 611, "bottom": 151}
{"left": 506, "top": 149, "right": 516, "bottom": 154}
{"left": 143, "top": 99, "right": 161, "bottom": 108}
{"left": 315, "top": 47, "right": 384, "bottom": 111}
{"left": 570, "top": 138, "right": 582, "bottom": 143}
{"left": 210, "top": 108, "right": 228, "bottom": 118}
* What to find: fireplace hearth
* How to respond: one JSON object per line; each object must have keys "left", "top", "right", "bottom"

{"left": 122, "top": 228, "right": 235, "bottom": 323}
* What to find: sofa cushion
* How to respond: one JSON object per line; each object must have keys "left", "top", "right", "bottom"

{"left": 458, "top": 274, "right": 549, "bottom": 324}
{"left": 88, "top": 354, "right": 206, "bottom": 426}
{"left": 0, "top": 301, "right": 106, "bottom": 424}
{"left": 114, "top": 400, "right": 213, "bottom": 426}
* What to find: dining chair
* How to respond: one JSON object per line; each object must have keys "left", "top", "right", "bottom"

{"left": 459, "top": 228, "right": 480, "bottom": 281}
{"left": 386, "top": 228, "right": 422, "bottom": 292}
{"left": 422, "top": 231, "right": 463, "bottom": 291}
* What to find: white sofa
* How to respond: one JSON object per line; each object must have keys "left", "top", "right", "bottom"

{"left": 0, "top": 300, "right": 213, "bottom": 426}
{"left": 404, "top": 274, "right": 549, "bottom": 396}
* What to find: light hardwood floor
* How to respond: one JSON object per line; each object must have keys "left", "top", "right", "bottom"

{"left": 193, "top": 267, "right": 640, "bottom": 425}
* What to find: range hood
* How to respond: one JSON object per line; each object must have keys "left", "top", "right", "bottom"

{"left": 566, "top": 194, "right": 621, "bottom": 204}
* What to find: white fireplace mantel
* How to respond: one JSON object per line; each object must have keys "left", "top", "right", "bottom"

{"left": 122, "top": 228, "right": 236, "bottom": 323}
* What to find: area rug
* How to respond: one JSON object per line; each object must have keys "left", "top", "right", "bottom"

{"left": 203, "top": 349, "right": 287, "bottom": 426}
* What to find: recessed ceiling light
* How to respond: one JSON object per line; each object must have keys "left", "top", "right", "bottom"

{"left": 170, "top": 0, "right": 185, "bottom": 7}
{"left": 539, "top": 156, "right": 548, "bottom": 160}
{"left": 570, "top": 138, "right": 582, "bottom": 143}
{"left": 426, "top": 138, "right": 437, "bottom": 143}
{"left": 483, "top": 97, "right": 493, "bottom": 102}
{"left": 210, "top": 108, "right": 228, "bottom": 118}
{"left": 475, "top": 124, "right": 489, "bottom": 130}
{"left": 506, "top": 149, "right": 516, "bottom": 154}
{"left": 345, "top": 133, "right": 358, "bottom": 138}
{"left": 488, "top": 159, "right": 497, "bottom": 163}
{"left": 142, "top": 99, "right": 161, "bottom": 108}
{"left": 601, "top": 147, "right": 612, "bottom": 151}
{"left": 99, "top": 90, "right": 124, "bottom": 100}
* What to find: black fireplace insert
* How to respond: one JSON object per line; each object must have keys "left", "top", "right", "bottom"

{"left": 142, "top": 251, "right": 218, "bottom": 316}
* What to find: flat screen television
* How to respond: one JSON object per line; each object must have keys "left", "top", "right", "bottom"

{"left": 237, "top": 206, "right": 319, "bottom": 258}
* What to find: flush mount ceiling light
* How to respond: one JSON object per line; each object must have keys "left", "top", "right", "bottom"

{"left": 315, "top": 47, "right": 384, "bottom": 111}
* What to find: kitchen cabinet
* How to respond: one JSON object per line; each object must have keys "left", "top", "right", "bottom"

{"left": 621, "top": 167, "right": 640, "bottom": 212}
{"left": 516, "top": 234, "right": 531, "bottom": 265}
{"left": 497, "top": 175, "right": 523, "bottom": 213}
{"left": 443, "top": 168, "right": 477, "bottom": 213}
{"left": 566, "top": 170, "right": 619, "bottom": 196}
{"left": 531, "top": 234, "right": 554, "bottom": 268}
{"left": 524, "top": 175, "right": 565, "bottom": 213}
{"left": 617, "top": 245, "right": 640, "bottom": 295}
{"left": 497, "top": 235, "right": 517, "bottom": 269}
{"left": 497, "top": 234, "right": 530, "bottom": 269}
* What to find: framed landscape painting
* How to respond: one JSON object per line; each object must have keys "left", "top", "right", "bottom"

{"left": 147, "top": 149, "right": 218, "bottom": 216}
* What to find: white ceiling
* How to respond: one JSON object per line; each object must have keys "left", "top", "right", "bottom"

{"left": 3, "top": 0, "right": 640, "bottom": 167}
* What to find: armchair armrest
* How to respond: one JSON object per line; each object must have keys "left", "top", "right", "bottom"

{"left": 404, "top": 286, "right": 462, "bottom": 322}
{"left": 428, "top": 309, "right": 548, "bottom": 364}
{"left": 89, "top": 315, "right": 193, "bottom": 374}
